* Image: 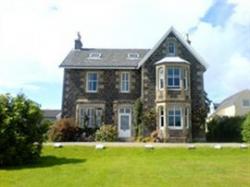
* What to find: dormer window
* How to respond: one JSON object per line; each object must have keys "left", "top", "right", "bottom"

{"left": 127, "top": 53, "right": 140, "bottom": 60}
{"left": 167, "top": 42, "right": 176, "bottom": 56}
{"left": 88, "top": 53, "right": 102, "bottom": 59}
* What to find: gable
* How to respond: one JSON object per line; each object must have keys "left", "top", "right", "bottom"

{"left": 138, "top": 27, "right": 208, "bottom": 70}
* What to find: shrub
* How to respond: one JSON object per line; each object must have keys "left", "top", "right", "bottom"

{"left": 0, "top": 94, "right": 48, "bottom": 166}
{"left": 143, "top": 108, "right": 156, "bottom": 132}
{"left": 48, "top": 118, "right": 82, "bottom": 142}
{"left": 206, "top": 115, "right": 245, "bottom": 142}
{"left": 242, "top": 113, "right": 250, "bottom": 142}
{"left": 95, "top": 124, "right": 117, "bottom": 142}
{"left": 133, "top": 98, "right": 143, "bottom": 138}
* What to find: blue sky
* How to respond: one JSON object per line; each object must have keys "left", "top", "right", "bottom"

{"left": 0, "top": 0, "right": 250, "bottom": 109}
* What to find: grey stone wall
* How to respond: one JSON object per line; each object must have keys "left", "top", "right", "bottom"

{"left": 141, "top": 32, "right": 206, "bottom": 141}
{"left": 61, "top": 69, "right": 141, "bottom": 124}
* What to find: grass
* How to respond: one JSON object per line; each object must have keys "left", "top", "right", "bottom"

{"left": 0, "top": 146, "right": 250, "bottom": 187}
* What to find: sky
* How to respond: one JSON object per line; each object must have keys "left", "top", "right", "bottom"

{"left": 0, "top": 0, "right": 249, "bottom": 109}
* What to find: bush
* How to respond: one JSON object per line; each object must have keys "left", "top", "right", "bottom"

{"left": 133, "top": 98, "right": 143, "bottom": 138}
{"left": 0, "top": 94, "right": 48, "bottom": 166}
{"left": 242, "top": 113, "right": 250, "bottom": 142}
{"left": 206, "top": 115, "right": 245, "bottom": 142}
{"left": 48, "top": 118, "right": 82, "bottom": 142}
{"left": 143, "top": 108, "right": 156, "bottom": 132}
{"left": 95, "top": 124, "right": 117, "bottom": 142}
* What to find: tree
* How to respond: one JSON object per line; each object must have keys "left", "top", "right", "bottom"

{"left": 0, "top": 94, "right": 48, "bottom": 166}
{"left": 242, "top": 113, "right": 250, "bottom": 142}
{"left": 192, "top": 91, "right": 211, "bottom": 140}
{"left": 133, "top": 98, "right": 143, "bottom": 138}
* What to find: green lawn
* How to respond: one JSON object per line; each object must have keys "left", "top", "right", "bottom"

{"left": 0, "top": 146, "right": 250, "bottom": 187}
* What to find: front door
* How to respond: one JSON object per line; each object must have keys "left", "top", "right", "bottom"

{"left": 118, "top": 107, "right": 131, "bottom": 138}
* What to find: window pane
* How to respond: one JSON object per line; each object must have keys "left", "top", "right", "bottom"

{"left": 125, "top": 108, "right": 130, "bottom": 113}
{"left": 168, "top": 69, "right": 173, "bottom": 75}
{"left": 174, "top": 78, "right": 180, "bottom": 86}
{"left": 169, "top": 110, "right": 174, "bottom": 116}
{"left": 160, "top": 116, "right": 164, "bottom": 127}
{"left": 175, "top": 110, "right": 181, "bottom": 115}
{"left": 174, "top": 68, "right": 179, "bottom": 76}
{"left": 121, "top": 115, "right": 129, "bottom": 130}
{"left": 168, "top": 116, "right": 174, "bottom": 126}
{"left": 168, "top": 78, "right": 173, "bottom": 86}
{"left": 175, "top": 116, "right": 181, "bottom": 127}
{"left": 160, "top": 79, "right": 164, "bottom": 89}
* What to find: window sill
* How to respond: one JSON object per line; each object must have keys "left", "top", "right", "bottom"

{"left": 168, "top": 127, "right": 183, "bottom": 130}
{"left": 86, "top": 90, "right": 98, "bottom": 93}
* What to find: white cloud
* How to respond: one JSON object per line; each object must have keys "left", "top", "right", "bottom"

{"left": 0, "top": 0, "right": 249, "bottom": 107}
{"left": 190, "top": 0, "right": 250, "bottom": 102}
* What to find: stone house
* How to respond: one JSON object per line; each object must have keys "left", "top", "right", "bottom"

{"left": 60, "top": 27, "right": 208, "bottom": 142}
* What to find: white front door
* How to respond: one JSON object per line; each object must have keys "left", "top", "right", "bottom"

{"left": 118, "top": 108, "right": 131, "bottom": 138}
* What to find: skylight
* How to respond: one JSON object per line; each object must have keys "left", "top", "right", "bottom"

{"left": 127, "top": 53, "right": 140, "bottom": 60}
{"left": 88, "top": 52, "right": 102, "bottom": 59}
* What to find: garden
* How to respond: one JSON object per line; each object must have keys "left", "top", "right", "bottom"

{"left": 1, "top": 94, "right": 250, "bottom": 187}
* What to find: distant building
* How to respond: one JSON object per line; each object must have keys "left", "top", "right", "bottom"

{"left": 210, "top": 89, "right": 250, "bottom": 118}
{"left": 42, "top": 109, "right": 61, "bottom": 121}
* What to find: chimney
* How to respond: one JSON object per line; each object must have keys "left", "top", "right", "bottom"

{"left": 74, "top": 32, "right": 82, "bottom": 50}
{"left": 186, "top": 33, "right": 191, "bottom": 45}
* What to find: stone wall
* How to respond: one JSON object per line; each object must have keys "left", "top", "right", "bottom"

{"left": 61, "top": 69, "right": 141, "bottom": 125}
{"left": 141, "top": 32, "right": 206, "bottom": 141}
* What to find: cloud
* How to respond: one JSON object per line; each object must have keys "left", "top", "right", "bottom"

{"left": 190, "top": 0, "right": 250, "bottom": 102}
{"left": 0, "top": 0, "right": 249, "bottom": 107}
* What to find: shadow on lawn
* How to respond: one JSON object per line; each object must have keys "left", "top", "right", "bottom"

{"left": 1, "top": 156, "right": 86, "bottom": 170}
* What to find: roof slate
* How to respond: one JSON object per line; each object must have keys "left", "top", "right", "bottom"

{"left": 60, "top": 48, "right": 150, "bottom": 69}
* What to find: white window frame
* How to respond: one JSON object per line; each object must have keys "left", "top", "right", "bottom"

{"left": 242, "top": 99, "right": 250, "bottom": 108}
{"left": 167, "top": 42, "right": 176, "bottom": 56}
{"left": 88, "top": 53, "right": 102, "bottom": 60}
{"left": 168, "top": 107, "right": 183, "bottom": 129}
{"left": 183, "top": 69, "right": 188, "bottom": 90}
{"left": 158, "top": 67, "right": 164, "bottom": 90}
{"left": 167, "top": 67, "right": 181, "bottom": 90}
{"left": 79, "top": 107, "right": 103, "bottom": 128}
{"left": 127, "top": 53, "right": 140, "bottom": 60}
{"left": 120, "top": 72, "right": 130, "bottom": 93}
{"left": 86, "top": 72, "right": 98, "bottom": 93}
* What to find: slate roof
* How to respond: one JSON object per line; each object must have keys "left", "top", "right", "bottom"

{"left": 42, "top": 109, "right": 61, "bottom": 119}
{"left": 215, "top": 89, "right": 250, "bottom": 112}
{"left": 60, "top": 48, "right": 150, "bottom": 69}
{"left": 138, "top": 27, "right": 208, "bottom": 69}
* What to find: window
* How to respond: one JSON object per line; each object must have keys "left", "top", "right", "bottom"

{"left": 79, "top": 107, "right": 103, "bottom": 128}
{"left": 119, "top": 107, "right": 131, "bottom": 131}
{"left": 120, "top": 72, "right": 130, "bottom": 93}
{"left": 167, "top": 42, "right": 175, "bottom": 56}
{"left": 167, "top": 67, "right": 181, "bottom": 89}
{"left": 243, "top": 99, "right": 250, "bottom": 107}
{"left": 158, "top": 67, "right": 164, "bottom": 90}
{"left": 127, "top": 53, "right": 140, "bottom": 60}
{"left": 87, "top": 72, "right": 98, "bottom": 92}
{"left": 88, "top": 53, "right": 101, "bottom": 59}
{"left": 168, "top": 107, "right": 182, "bottom": 129}
{"left": 183, "top": 69, "right": 188, "bottom": 90}
{"left": 159, "top": 106, "right": 164, "bottom": 128}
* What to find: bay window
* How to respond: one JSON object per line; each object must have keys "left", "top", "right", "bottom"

{"left": 168, "top": 107, "right": 182, "bottom": 129}
{"left": 167, "top": 67, "right": 181, "bottom": 89}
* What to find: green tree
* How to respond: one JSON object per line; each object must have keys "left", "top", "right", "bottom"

{"left": 0, "top": 94, "right": 48, "bottom": 166}
{"left": 133, "top": 98, "right": 143, "bottom": 138}
{"left": 242, "top": 113, "right": 250, "bottom": 142}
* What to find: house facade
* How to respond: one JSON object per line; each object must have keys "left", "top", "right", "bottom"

{"left": 60, "top": 27, "right": 208, "bottom": 142}
{"left": 209, "top": 89, "right": 250, "bottom": 118}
